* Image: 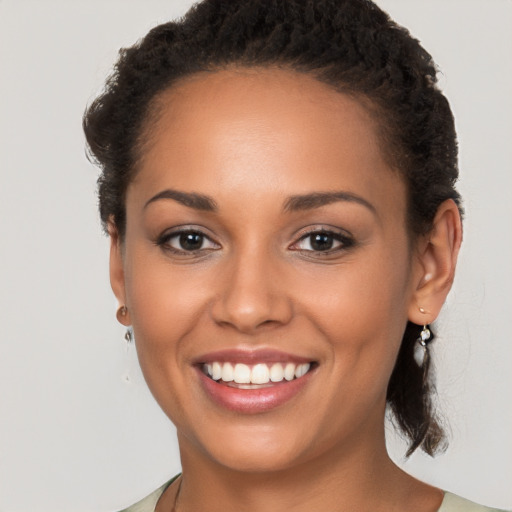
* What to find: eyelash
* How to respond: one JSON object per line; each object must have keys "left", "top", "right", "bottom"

{"left": 155, "top": 227, "right": 355, "bottom": 257}
{"left": 156, "top": 228, "right": 220, "bottom": 256}
{"left": 289, "top": 228, "right": 355, "bottom": 255}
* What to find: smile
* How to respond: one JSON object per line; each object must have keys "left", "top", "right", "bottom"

{"left": 196, "top": 351, "right": 317, "bottom": 413}
{"left": 203, "top": 362, "right": 312, "bottom": 387}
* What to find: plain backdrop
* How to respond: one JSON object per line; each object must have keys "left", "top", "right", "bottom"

{"left": 0, "top": 1, "right": 511, "bottom": 511}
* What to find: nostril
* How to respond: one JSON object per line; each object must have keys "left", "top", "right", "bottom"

{"left": 209, "top": 262, "right": 294, "bottom": 331}
{"left": 211, "top": 303, "right": 290, "bottom": 333}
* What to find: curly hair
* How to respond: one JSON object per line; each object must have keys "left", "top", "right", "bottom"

{"left": 83, "top": 0, "right": 462, "bottom": 456}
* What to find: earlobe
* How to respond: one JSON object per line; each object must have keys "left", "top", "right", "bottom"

{"left": 408, "top": 199, "right": 462, "bottom": 325}
{"left": 108, "top": 220, "right": 130, "bottom": 326}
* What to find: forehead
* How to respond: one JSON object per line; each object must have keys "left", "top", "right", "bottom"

{"left": 131, "top": 68, "right": 405, "bottom": 217}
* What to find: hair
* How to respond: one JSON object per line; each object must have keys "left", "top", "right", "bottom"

{"left": 83, "top": 0, "right": 462, "bottom": 456}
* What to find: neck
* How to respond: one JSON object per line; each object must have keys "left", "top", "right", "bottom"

{"left": 173, "top": 423, "right": 426, "bottom": 512}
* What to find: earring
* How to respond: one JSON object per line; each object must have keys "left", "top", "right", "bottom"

{"left": 414, "top": 325, "right": 431, "bottom": 367}
{"left": 117, "top": 305, "right": 133, "bottom": 344}
{"left": 122, "top": 327, "right": 134, "bottom": 383}
{"left": 124, "top": 328, "right": 133, "bottom": 344}
{"left": 116, "top": 304, "right": 128, "bottom": 322}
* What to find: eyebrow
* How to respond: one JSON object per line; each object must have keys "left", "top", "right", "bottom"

{"left": 144, "top": 189, "right": 218, "bottom": 211}
{"left": 283, "top": 191, "right": 377, "bottom": 214}
{"left": 144, "top": 188, "right": 375, "bottom": 215}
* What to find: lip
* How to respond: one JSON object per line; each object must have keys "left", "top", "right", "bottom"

{"left": 192, "top": 348, "right": 312, "bottom": 365}
{"left": 194, "top": 349, "right": 316, "bottom": 414}
{"left": 197, "top": 368, "right": 314, "bottom": 413}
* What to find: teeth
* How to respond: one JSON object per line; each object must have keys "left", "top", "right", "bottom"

{"left": 204, "top": 361, "right": 312, "bottom": 384}
{"left": 295, "top": 363, "right": 310, "bottom": 378}
{"left": 269, "top": 363, "right": 284, "bottom": 382}
{"left": 251, "top": 364, "right": 270, "bottom": 384}
{"left": 212, "top": 362, "right": 222, "bottom": 381}
{"left": 284, "top": 363, "right": 296, "bottom": 381}
{"left": 221, "top": 362, "right": 234, "bottom": 382}
{"left": 233, "top": 363, "right": 251, "bottom": 383}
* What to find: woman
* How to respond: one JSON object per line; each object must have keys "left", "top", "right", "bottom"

{"left": 82, "top": 1, "right": 504, "bottom": 511}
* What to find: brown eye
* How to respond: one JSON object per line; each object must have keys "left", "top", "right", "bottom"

{"left": 179, "top": 232, "right": 205, "bottom": 251}
{"left": 295, "top": 232, "right": 342, "bottom": 252}
{"left": 157, "top": 228, "right": 220, "bottom": 254}
{"left": 291, "top": 229, "right": 355, "bottom": 254}
{"left": 309, "top": 233, "right": 334, "bottom": 251}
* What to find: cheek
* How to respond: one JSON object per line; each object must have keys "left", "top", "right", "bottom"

{"left": 122, "top": 251, "right": 218, "bottom": 425}
{"left": 298, "top": 245, "right": 412, "bottom": 381}
{"left": 122, "top": 248, "right": 213, "bottom": 373}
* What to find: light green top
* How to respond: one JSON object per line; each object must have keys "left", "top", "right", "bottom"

{"left": 119, "top": 478, "right": 509, "bottom": 512}
{"left": 119, "top": 479, "right": 172, "bottom": 512}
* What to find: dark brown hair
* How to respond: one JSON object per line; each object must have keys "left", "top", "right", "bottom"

{"left": 83, "top": 0, "right": 462, "bottom": 456}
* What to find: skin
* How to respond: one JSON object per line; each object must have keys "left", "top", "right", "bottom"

{"left": 110, "top": 68, "right": 462, "bottom": 512}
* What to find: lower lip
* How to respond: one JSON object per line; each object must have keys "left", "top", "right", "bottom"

{"left": 197, "top": 367, "right": 314, "bottom": 414}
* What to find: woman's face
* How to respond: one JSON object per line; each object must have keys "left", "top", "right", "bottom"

{"left": 113, "top": 69, "right": 425, "bottom": 472}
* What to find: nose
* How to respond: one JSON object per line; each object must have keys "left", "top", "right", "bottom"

{"left": 210, "top": 249, "right": 293, "bottom": 333}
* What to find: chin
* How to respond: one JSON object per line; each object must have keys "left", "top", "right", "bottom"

{"left": 208, "top": 442, "right": 307, "bottom": 474}
{"left": 180, "top": 418, "right": 330, "bottom": 475}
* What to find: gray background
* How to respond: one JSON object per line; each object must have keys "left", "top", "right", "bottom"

{"left": 0, "top": 1, "right": 511, "bottom": 511}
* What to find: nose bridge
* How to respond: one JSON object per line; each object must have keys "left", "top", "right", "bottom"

{"left": 211, "top": 240, "right": 292, "bottom": 332}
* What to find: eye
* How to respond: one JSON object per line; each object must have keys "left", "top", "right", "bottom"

{"left": 290, "top": 229, "right": 354, "bottom": 254}
{"left": 157, "top": 229, "right": 220, "bottom": 254}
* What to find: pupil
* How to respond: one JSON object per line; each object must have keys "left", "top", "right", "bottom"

{"left": 180, "top": 232, "right": 203, "bottom": 250}
{"left": 311, "top": 233, "right": 333, "bottom": 251}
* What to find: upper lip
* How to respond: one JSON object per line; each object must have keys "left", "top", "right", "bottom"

{"left": 192, "top": 348, "right": 314, "bottom": 365}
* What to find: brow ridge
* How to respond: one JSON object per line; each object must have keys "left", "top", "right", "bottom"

{"left": 144, "top": 189, "right": 218, "bottom": 211}
{"left": 283, "top": 191, "right": 376, "bottom": 213}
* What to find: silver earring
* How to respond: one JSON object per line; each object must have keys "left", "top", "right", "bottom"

{"left": 124, "top": 328, "right": 133, "bottom": 344}
{"left": 414, "top": 325, "right": 431, "bottom": 367}
{"left": 122, "top": 327, "right": 134, "bottom": 383}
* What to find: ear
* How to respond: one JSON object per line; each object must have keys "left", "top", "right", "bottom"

{"left": 108, "top": 219, "right": 131, "bottom": 326}
{"left": 408, "top": 199, "right": 462, "bottom": 325}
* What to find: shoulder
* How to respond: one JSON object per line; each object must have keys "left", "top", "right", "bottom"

{"left": 118, "top": 476, "right": 178, "bottom": 512}
{"left": 439, "top": 492, "right": 510, "bottom": 512}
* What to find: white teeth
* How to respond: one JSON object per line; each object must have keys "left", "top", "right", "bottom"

{"left": 284, "top": 363, "right": 296, "bottom": 381}
{"left": 204, "top": 361, "right": 312, "bottom": 384}
{"left": 251, "top": 364, "right": 270, "bottom": 384}
{"left": 212, "top": 362, "right": 222, "bottom": 381}
{"left": 221, "top": 362, "right": 234, "bottom": 382}
{"left": 295, "top": 363, "right": 310, "bottom": 378}
{"left": 233, "top": 363, "right": 251, "bottom": 384}
{"left": 269, "top": 363, "right": 284, "bottom": 382}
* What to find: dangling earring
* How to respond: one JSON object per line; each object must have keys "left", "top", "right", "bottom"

{"left": 117, "top": 305, "right": 133, "bottom": 343}
{"left": 414, "top": 325, "right": 431, "bottom": 367}
{"left": 116, "top": 305, "right": 134, "bottom": 382}
{"left": 124, "top": 328, "right": 133, "bottom": 344}
{"left": 122, "top": 327, "right": 135, "bottom": 383}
